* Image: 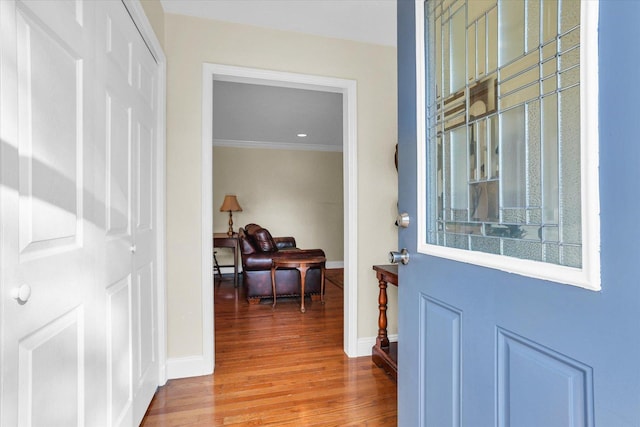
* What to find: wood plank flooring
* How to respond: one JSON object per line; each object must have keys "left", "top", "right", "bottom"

{"left": 141, "top": 270, "right": 397, "bottom": 426}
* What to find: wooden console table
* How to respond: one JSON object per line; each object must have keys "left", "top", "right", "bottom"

{"left": 213, "top": 233, "right": 239, "bottom": 286}
{"left": 372, "top": 264, "right": 398, "bottom": 380}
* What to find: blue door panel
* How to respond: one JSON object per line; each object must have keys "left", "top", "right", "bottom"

{"left": 421, "top": 296, "right": 461, "bottom": 427}
{"left": 497, "top": 328, "right": 594, "bottom": 427}
{"left": 397, "top": 1, "right": 640, "bottom": 425}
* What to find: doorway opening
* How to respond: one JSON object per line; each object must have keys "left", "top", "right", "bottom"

{"left": 201, "top": 64, "right": 359, "bottom": 370}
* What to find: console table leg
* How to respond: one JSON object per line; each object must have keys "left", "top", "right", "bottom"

{"left": 377, "top": 278, "right": 389, "bottom": 348}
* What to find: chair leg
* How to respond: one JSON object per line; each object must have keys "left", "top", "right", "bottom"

{"left": 213, "top": 251, "right": 222, "bottom": 280}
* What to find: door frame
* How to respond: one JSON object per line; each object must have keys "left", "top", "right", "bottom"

{"left": 201, "top": 64, "right": 359, "bottom": 370}
{"left": 123, "top": 0, "right": 168, "bottom": 385}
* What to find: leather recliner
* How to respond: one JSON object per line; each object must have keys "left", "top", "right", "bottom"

{"left": 239, "top": 224, "right": 326, "bottom": 304}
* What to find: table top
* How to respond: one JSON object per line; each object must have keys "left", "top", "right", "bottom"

{"left": 373, "top": 264, "right": 398, "bottom": 286}
{"left": 273, "top": 255, "right": 326, "bottom": 268}
{"left": 214, "top": 232, "right": 238, "bottom": 239}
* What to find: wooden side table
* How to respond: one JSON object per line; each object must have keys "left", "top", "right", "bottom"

{"left": 372, "top": 264, "right": 398, "bottom": 380}
{"left": 271, "top": 255, "right": 326, "bottom": 313}
{"left": 213, "top": 233, "right": 239, "bottom": 286}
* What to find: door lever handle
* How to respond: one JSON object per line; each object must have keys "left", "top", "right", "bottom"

{"left": 389, "top": 248, "right": 410, "bottom": 265}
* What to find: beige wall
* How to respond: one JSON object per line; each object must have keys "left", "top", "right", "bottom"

{"left": 139, "top": 0, "right": 164, "bottom": 48}
{"left": 213, "top": 146, "right": 344, "bottom": 265}
{"left": 164, "top": 13, "right": 398, "bottom": 359}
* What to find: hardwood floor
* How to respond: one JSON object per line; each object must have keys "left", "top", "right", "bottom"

{"left": 141, "top": 270, "right": 397, "bottom": 426}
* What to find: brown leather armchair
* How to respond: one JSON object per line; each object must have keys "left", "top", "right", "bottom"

{"left": 239, "top": 224, "right": 326, "bottom": 304}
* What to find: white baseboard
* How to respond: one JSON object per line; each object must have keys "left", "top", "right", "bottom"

{"left": 166, "top": 355, "right": 213, "bottom": 380}
{"left": 217, "top": 266, "right": 238, "bottom": 275}
{"left": 355, "top": 334, "right": 398, "bottom": 357}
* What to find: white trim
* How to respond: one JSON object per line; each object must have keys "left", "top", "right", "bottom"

{"left": 216, "top": 266, "right": 237, "bottom": 275}
{"left": 342, "top": 78, "right": 359, "bottom": 357}
{"left": 326, "top": 261, "right": 344, "bottom": 269}
{"left": 125, "top": 0, "right": 169, "bottom": 385}
{"left": 202, "top": 67, "right": 215, "bottom": 375}
{"left": 415, "top": 0, "right": 601, "bottom": 291}
{"left": 210, "top": 69, "right": 348, "bottom": 93}
{"left": 213, "top": 138, "right": 342, "bottom": 152}
{"left": 203, "top": 63, "right": 360, "bottom": 369}
{"left": 165, "top": 356, "right": 211, "bottom": 380}
{"left": 580, "top": 0, "right": 601, "bottom": 291}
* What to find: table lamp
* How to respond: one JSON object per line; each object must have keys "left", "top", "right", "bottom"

{"left": 220, "top": 195, "right": 242, "bottom": 236}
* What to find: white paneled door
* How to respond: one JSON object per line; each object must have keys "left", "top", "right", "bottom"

{"left": 0, "top": 1, "right": 97, "bottom": 425}
{"left": 0, "top": 1, "right": 160, "bottom": 425}
{"left": 97, "top": 1, "right": 160, "bottom": 424}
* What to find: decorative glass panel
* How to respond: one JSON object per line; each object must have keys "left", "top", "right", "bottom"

{"left": 501, "top": 105, "right": 526, "bottom": 208}
{"left": 527, "top": 0, "right": 541, "bottom": 52}
{"left": 477, "top": 16, "right": 487, "bottom": 77}
{"left": 468, "top": 24, "right": 476, "bottom": 81}
{"left": 542, "top": 1, "right": 558, "bottom": 43}
{"left": 542, "top": 94, "right": 558, "bottom": 224}
{"left": 450, "top": 127, "right": 468, "bottom": 211}
{"left": 443, "top": 14, "right": 451, "bottom": 97}
{"left": 450, "top": 7, "right": 466, "bottom": 93}
{"left": 487, "top": 8, "right": 498, "bottom": 72}
{"left": 498, "top": 0, "right": 525, "bottom": 66}
{"left": 424, "top": 0, "right": 585, "bottom": 269}
{"left": 527, "top": 100, "right": 542, "bottom": 207}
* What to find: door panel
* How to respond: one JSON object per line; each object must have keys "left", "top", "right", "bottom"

{"left": 132, "top": 260, "right": 157, "bottom": 422}
{"left": 496, "top": 328, "right": 593, "bottom": 427}
{"left": 1, "top": 1, "right": 160, "bottom": 425}
{"left": 19, "top": 308, "right": 84, "bottom": 427}
{"left": 16, "top": 7, "right": 81, "bottom": 254}
{"left": 1, "top": 1, "right": 92, "bottom": 425}
{"left": 420, "top": 296, "right": 461, "bottom": 427}
{"left": 106, "top": 90, "right": 132, "bottom": 237}
{"left": 106, "top": 276, "right": 133, "bottom": 426}
{"left": 136, "top": 263, "right": 155, "bottom": 375}
{"left": 137, "top": 123, "right": 154, "bottom": 232}
{"left": 130, "top": 9, "right": 158, "bottom": 423}
{"left": 397, "top": 1, "right": 640, "bottom": 426}
{"left": 105, "top": 11, "right": 133, "bottom": 87}
{"left": 100, "top": 1, "right": 159, "bottom": 424}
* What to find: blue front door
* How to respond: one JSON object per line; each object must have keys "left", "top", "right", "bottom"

{"left": 397, "top": 1, "right": 640, "bottom": 425}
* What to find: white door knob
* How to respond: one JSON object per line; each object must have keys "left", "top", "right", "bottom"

{"left": 11, "top": 284, "right": 32, "bottom": 303}
{"left": 130, "top": 245, "right": 137, "bottom": 254}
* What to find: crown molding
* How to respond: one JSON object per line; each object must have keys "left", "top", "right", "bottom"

{"left": 213, "top": 138, "right": 343, "bottom": 152}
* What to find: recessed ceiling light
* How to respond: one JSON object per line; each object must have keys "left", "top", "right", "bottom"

{"left": 297, "top": 133, "right": 307, "bottom": 138}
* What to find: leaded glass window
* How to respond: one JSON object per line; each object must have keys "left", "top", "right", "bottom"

{"left": 424, "top": 0, "right": 586, "bottom": 269}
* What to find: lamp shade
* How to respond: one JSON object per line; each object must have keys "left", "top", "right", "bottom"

{"left": 220, "top": 195, "right": 242, "bottom": 212}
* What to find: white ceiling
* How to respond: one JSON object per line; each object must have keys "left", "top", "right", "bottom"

{"left": 162, "top": 0, "right": 396, "bottom": 150}
{"left": 160, "top": 0, "right": 397, "bottom": 47}
{"left": 212, "top": 81, "right": 343, "bottom": 150}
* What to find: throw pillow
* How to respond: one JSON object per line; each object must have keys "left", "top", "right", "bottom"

{"left": 244, "top": 223, "right": 262, "bottom": 235}
{"left": 253, "top": 227, "right": 278, "bottom": 252}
